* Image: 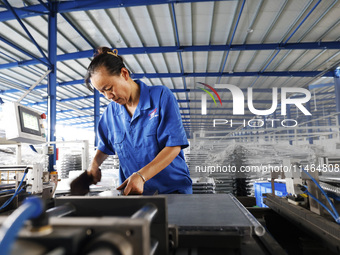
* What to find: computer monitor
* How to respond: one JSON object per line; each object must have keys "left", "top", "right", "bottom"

{"left": 4, "top": 102, "right": 46, "bottom": 144}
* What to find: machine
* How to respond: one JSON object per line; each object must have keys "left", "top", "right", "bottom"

{"left": 262, "top": 157, "right": 340, "bottom": 254}
{"left": 0, "top": 102, "right": 57, "bottom": 214}
{"left": 3, "top": 102, "right": 46, "bottom": 144}
{"left": 1, "top": 103, "right": 340, "bottom": 254}
{"left": 0, "top": 193, "right": 287, "bottom": 255}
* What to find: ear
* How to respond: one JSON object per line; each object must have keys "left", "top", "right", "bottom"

{"left": 121, "top": 67, "right": 130, "bottom": 81}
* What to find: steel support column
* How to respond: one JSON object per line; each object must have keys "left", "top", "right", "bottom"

{"left": 94, "top": 90, "right": 100, "bottom": 147}
{"left": 48, "top": 2, "right": 57, "bottom": 172}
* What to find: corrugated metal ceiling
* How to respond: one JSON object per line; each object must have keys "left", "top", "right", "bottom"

{"left": 0, "top": 0, "right": 340, "bottom": 137}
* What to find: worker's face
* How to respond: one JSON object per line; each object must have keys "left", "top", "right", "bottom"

{"left": 90, "top": 66, "right": 130, "bottom": 105}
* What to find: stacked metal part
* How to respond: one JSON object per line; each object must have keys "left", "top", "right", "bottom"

{"left": 59, "top": 153, "right": 82, "bottom": 179}
{"left": 191, "top": 177, "right": 215, "bottom": 194}
{"left": 100, "top": 155, "right": 119, "bottom": 171}
{"left": 0, "top": 148, "right": 16, "bottom": 184}
{"left": 98, "top": 155, "right": 120, "bottom": 188}
{"left": 189, "top": 140, "right": 321, "bottom": 196}
{"left": 189, "top": 142, "right": 251, "bottom": 195}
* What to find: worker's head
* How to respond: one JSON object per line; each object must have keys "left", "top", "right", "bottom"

{"left": 85, "top": 47, "right": 132, "bottom": 104}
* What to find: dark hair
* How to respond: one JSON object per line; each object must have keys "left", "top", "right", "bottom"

{"left": 85, "top": 47, "right": 126, "bottom": 92}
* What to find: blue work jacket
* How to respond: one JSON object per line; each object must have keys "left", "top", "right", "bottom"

{"left": 97, "top": 80, "right": 192, "bottom": 194}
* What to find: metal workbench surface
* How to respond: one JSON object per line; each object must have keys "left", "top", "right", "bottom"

{"left": 166, "top": 194, "right": 256, "bottom": 231}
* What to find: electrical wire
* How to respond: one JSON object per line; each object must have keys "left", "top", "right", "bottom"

{"left": 29, "top": 145, "right": 38, "bottom": 153}
{"left": 301, "top": 167, "right": 340, "bottom": 221}
{"left": 304, "top": 190, "right": 337, "bottom": 220}
{"left": 328, "top": 193, "right": 340, "bottom": 202}
{"left": 0, "top": 189, "right": 25, "bottom": 209}
{"left": 0, "top": 189, "right": 15, "bottom": 194}
{"left": 0, "top": 168, "right": 29, "bottom": 211}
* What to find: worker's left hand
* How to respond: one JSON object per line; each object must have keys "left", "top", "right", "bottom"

{"left": 117, "top": 172, "right": 144, "bottom": 195}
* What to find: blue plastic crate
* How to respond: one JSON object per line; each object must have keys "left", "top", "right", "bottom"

{"left": 254, "top": 182, "right": 287, "bottom": 208}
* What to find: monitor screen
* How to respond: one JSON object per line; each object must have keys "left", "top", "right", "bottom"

{"left": 18, "top": 105, "right": 41, "bottom": 136}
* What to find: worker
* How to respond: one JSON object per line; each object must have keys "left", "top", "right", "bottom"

{"left": 83, "top": 47, "right": 192, "bottom": 195}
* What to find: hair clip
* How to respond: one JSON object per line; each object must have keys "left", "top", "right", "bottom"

{"left": 107, "top": 49, "right": 118, "bottom": 57}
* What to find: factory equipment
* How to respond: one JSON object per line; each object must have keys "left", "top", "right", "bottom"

{"left": 0, "top": 194, "right": 286, "bottom": 255}
{"left": 3, "top": 102, "right": 46, "bottom": 144}
{"left": 0, "top": 102, "right": 338, "bottom": 254}
{"left": 0, "top": 164, "right": 56, "bottom": 213}
{"left": 261, "top": 157, "right": 340, "bottom": 253}
{"left": 191, "top": 177, "right": 215, "bottom": 194}
{"left": 0, "top": 103, "right": 58, "bottom": 213}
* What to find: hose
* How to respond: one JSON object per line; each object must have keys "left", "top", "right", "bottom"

{"left": 0, "top": 196, "right": 43, "bottom": 255}
{"left": 29, "top": 145, "right": 38, "bottom": 153}
{"left": 0, "top": 171, "right": 28, "bottom": 211}
{"left": 301, "top": 167, "right": 340, "bottom": 221}
{"left": 304, "top": 190, "right": 337, "bottom": 221}
{"left": 0, "top": 189, "right": 15, "bottom": 194}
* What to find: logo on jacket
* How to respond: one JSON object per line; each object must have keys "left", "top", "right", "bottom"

{"left": 149, "top": 108, "right": 158, "bottom": 120}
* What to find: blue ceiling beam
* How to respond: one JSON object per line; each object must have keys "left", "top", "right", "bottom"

{"left": 37, "top": 0, "right": 49, "bottom": 11}
{"left": 218, "top": 0, "right": 246, "bottom": 83}
{"left": 132, "top": 71, "right": 334, "bottom": 78}
{"left": 26, "top": 95, "right": 281, "bottom": 106}
{"left": 56, "top": 105, "right": 107, "bottom": 114}
{"left": 0, "top": 35, "right": 50, "bottom": 67}
{"left": 2, "top": 81, "right": 334, "bottom": 96}
{"left": 26, "top": 95, "right": 94, "bottom": 106}
{"left": 58, "top": 115, "right": 93, "bottom": 122}
{"left": 171, "top": 2, "right": 191, "bottom": 120}
{"left": 47, "top": 42, "right": 340, "bottom": 58}
{"left": 249, "top": 0, "right": 322, "bottom": 88}
{"left": 309, "top": 83, "right": 334, "bottom": 89}
{"left": 0, "top": 0, "right": 230, "bottom": 22}
{"left": 58, "top": 113, "right": 267, "bottom": 124}
{"left": 182, "top": 115, "right": 265, "bottom": 119}
{"left": 0, "top": 4, "right": 49, "bottom": 22}
{"left": 0, "top": 79, "right": 89, "bottom": 94}
{"left": 59, "top": 13, "right": 96, "bottom": 49}
{"left": 2, "top": 0, "right": 51, "bottom": 67}
{"left": 180, "top": 107, "right": 287, "bottom": 111}
{"left": 1, "top": 42, "right": 339, "bottom": 70}
{"left": 283, "top": 0, "right": 322, "bottom": 44}
{"left": 57, "top": 0, "right": 230, "bottom": 13}
{"left": 59, "top": 95, "right": 93, "bottom": 102}
{"left": 50, "top": 101, "right": 299, "bottom": 117}
{"left": 179, "top": 99, "right": 277, "bottom": 104}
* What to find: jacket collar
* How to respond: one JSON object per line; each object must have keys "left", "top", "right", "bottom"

{"left": 135, "top": 80, "right": 151, "bottom": 111}
{"left": 115, "top": 80, "right": 152, "bottom": 121}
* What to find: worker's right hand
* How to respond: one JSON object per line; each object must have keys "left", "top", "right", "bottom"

{"left": 87, "top": 168, "right": 101, "bottom": 184}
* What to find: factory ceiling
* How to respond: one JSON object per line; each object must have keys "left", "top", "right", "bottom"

{"left": 0, "top": 0, "right": 340, "bottom": 138}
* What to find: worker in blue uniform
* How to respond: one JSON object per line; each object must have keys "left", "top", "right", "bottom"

{"left": 84, "top": 47, "right": 192, "bottom": 195}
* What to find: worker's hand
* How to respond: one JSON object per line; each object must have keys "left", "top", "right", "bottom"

{"left": 117, "top": 172, "right": 144, "bottom": 195}
{"left": 88, "top": 168, "right": 101, "bottom": 184}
